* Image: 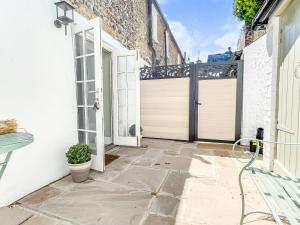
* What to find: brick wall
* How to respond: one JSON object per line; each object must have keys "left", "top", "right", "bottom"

{"left": 70, "top": 0, "right": 182, "bottom": 66}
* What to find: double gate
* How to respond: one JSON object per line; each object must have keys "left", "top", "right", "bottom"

{"left": 140, "top": 61, "right": 243, "bottom": 142}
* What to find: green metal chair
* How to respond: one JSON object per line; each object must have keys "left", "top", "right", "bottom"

{"left": 233, "top": 138, "right": 300, "bottom": 225}
{"left": 0, "top": 132, "right": 34, "bottom": 180}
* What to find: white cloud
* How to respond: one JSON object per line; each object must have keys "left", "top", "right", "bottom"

{"left": 214, "top": 33, "right": 239, "bottom": 49}
{"left": 168, "top": 21, "right": 212, "bottom": 62}
{"left": 168, "top": 18, "right": 243, "bottom": 62}
{"left": 215, "top": 18, "right": 244, "bottom": 49}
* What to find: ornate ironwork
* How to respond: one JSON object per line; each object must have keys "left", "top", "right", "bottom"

{"left": 140, "top": 62, "right": 239, "bottom": 80}
{"left": 140, "top": 64, "right": 190, "bottom": 80}
{"left": 195, "top": 62, "right": 238, "bottom": 79}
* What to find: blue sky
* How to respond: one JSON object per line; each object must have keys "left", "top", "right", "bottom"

{"left": 157, "top": 0, "right": 244, "bottom": 62}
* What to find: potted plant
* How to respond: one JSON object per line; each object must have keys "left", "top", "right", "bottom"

{"left": 129, "top": 124, "right": 143, "bottom": 137}
{"left": 66, "top": 144, "right": 92, "bottom": 183}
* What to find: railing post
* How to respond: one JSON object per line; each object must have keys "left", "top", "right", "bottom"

{"left": 189, "top": 63, "right": 198, "bottom": 142}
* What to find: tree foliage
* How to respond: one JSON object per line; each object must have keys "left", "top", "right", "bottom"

{"left": 233, "top": 0, "right": 264, "bottom": 24}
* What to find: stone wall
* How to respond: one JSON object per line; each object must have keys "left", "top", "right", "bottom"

{"left": 237, "top": 25, "right": 267, "bottom": 50}
{"left": 70, "top": 0, "right": 182, "bottom": 66}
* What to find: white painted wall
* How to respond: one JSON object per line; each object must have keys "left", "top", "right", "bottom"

{"left": 242, "top": 35, "right": 272, "bottom": 142}
{"left": 242, "top": 31, "right": 277, "bottom": 170}
{"left": 0, "top": 0, "right": 138, "bottom": 207}
{"left": 0, "top": 0, "right": 78, "bottom": 206}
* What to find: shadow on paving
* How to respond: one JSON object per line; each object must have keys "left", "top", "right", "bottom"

{"left": 12, "top": 138, "right": 272, "bottom": 225}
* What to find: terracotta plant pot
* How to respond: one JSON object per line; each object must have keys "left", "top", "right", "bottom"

{"left": 68, "top": 160, "right": 92, "bottom": 183}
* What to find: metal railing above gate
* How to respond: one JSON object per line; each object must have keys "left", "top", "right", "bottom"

{"left": 140, "top": 61, "right": 240, "bottom": 81}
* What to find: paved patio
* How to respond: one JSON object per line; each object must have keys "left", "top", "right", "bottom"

{"left": 3, "top": 139, "right": 275, "bottom": 225}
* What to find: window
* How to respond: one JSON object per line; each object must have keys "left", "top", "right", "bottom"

{"left": 152, "top": 4, "right": 158, "bottom": 43}
{"left": 166, "top": 31, "right": 169, "bottom": 58}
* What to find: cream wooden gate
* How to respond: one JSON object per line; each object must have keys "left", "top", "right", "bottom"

{"left": 276, "top": 0, "right": 300, "bottom": 177}
{"left": 191, "top": 61, "right": 243, "bottom": 142}
{"left": 140, "top": 65, "right": 190, "bottom": 141}
{"left": 140, "top": 62, "right": 243, "bottom": 142}
{"left": 197, "top": 79, "right": 237, "bottom": 141}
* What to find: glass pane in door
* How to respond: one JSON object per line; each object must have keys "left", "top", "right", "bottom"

{"left": 75, "top": 32, "right": 83, "bottom": 56}
{"left": 74, "top": 28, "right": 98, "bottom": 154}
{"left": 85, "top": 29, "right": 94, "bottom": 54}
{"left": 86, "top": 56, "right": 95, "bottom": 80}
{"left": 116, "top": 55, "right": 137, "bottom": 137}
{"left": 103, "top": 50, "right": 113, "bottom": 145}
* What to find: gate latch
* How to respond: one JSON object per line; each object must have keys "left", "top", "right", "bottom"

{"left": 195, "top": 100, "right": 202, "bottom": 106}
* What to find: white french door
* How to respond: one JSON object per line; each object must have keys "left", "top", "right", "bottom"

{"left": 71, "top": 18, "right": 104, "bottom": 172}
{"left": 113, "top": 50, "right": 141, "bottom": 146}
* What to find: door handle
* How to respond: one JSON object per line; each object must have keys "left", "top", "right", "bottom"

{"left": 89, "top": 88, "right": 101, "bottom": 100}
{"left": 93, "top": 99, "right": 100, "bottom": 111}
{"left": 88, "top": 90, "right": 99, "bottom": 94}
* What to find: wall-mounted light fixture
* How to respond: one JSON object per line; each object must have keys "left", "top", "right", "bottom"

{"left": 54, "top": 1, "right": 74, "bottom": 35}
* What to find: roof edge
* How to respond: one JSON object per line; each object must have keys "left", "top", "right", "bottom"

{"left": 252, "top": 0, "right": 282, "bottom": 29}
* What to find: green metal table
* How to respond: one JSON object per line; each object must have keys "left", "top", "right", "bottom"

{"left": 0, "top": 132, "right": 34, "bottom": 179}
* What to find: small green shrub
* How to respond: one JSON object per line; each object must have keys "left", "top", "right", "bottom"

{"left": 66, "top": 144, "right": 91, "bottom": 164}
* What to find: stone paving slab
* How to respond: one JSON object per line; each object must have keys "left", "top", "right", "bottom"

{"left": 112, "top": 165, "right": 168, "bottom": 192}
{"left": 0, "top": 206, "right": 33, "bottom": 225}
{"left": 160, "top": 171, "right": 191, "bottom": 197}
{"left": 49, "top": 175, "right": 78, "bottom": 192}
{"left": 162, "top": 147, "right": 181, "bottom": 156}
{"left": 142, "top": 214, "right": 175, "bottom": 225}
{"left": 180, "top": 147, "right": 215, "bottom": 158}
{"left": 176, "top": 176, "right": 274, "bottom": 225}
{"left": 89, "top": 156, "right": 134, "bottom": 182}
{"left": 142, "top": 139, "right": 182, "bottom": 151}
{"left": 132, "top": 148, "right": 162, "bottom": 167}
{"left": 39, "top": 180, "right": 152, "bottom": 225}
{"left": 149, "top": 195, "right": 179, "bottom": 218}
{"left": 111, "top": 147, "right": 147, "bottom": 158}
{"left": 152, "top": 155, "right": 192, "bottom": 171}
{"left": 187, "top": 155, "right": 217, "bottom": 178}
{"left": 19, "top": 186, "right": 63, "bottom": 208}
{"left": 22, "top": 214, "right": 60, "bottom": 225}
